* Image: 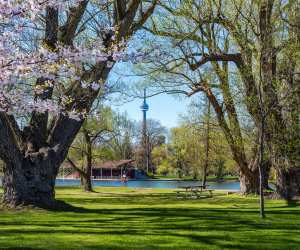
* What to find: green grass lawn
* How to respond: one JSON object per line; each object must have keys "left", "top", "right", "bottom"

{"left": 0, "top": 187, "right": 300, "bottom": 250}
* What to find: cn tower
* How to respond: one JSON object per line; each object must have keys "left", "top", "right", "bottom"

{"left": 140, "top": 89, "right": 149, "bottom": 172}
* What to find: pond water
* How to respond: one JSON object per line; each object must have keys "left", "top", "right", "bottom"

{"left": 56, "top": 179, "right": 240, "bottom": 190}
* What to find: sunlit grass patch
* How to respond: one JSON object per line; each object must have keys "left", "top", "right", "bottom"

{"left": 0, "top": 187, "right": 300, "bottom": 250}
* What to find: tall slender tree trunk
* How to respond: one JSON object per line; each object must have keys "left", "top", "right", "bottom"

{"left": 68, "top": 156, "right": 93, "bottom": 193}
{"left": 258, "top": 92, "right": 266, "bottom": 217}
{"left": 80, "top": 172, "right": 93, "bottom": 192}
{"left": 202, "top": 100, "right": 210, "bottom": 187}
{"left": 82, "top": 131, "right": 93, "bottom": 192}
{"left": 80, "top": 163, "right": 93, "bottom": 192}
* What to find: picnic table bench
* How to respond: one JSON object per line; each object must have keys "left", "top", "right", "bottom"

{"left": 176, "top": 185, "right": 214, "bottom": 199}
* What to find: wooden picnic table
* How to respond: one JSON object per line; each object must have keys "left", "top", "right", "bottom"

{"left": 176, "top": 185, "right": 213, "bottom": 198}
{"left": 182, "top": 185, "right": 209, "bottom": 191}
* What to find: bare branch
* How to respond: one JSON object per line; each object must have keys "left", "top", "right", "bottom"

{"left": 190, "top": 53, "right": 242, "bottom": 71}
{"left": 59, "top": 0, "right": 89, "bottom": 45}
{"left": 132, "top": 0, "right": 158, "bottom": 33}
{"left": 115, "top": 0, "right": 127, "bottom": 22}
{"left": 67, "top": 157, "right": 85, "bottom": 176}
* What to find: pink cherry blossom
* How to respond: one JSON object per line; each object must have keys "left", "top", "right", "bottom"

{"left": 0, "top": 0, "right": 142, "bottom": 119}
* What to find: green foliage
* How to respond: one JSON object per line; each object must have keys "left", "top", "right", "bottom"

{"left": 156, "top": 160, "right": 173, "bottom": 176}
{"left": 150, "top": 99, "right": 238, "bottom": 179}
{"left": 68, "top": 107, "right": 138, "bottom": 170}
{"left": 134, "top": 0, "right": 300, "bottom": 180}
{"left": 109, "top": 112, "right": 135, "bottom": 160}
{"left": 68, "top": 106, "right": 115, "bottom": 165}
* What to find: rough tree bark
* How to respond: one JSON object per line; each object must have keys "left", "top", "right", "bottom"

{"left": 0, "top": 112, "right": 82, "bottom": 207}
{"left": 259, "top": 0, "right": 300, "bottom": 198}
{"left": 239, "top": 171, "right": 259, "bottom": 194}
{"left": 207, "top": 3, "right": 297, "bottom": 197}
{"left": 0, "top": 4, "right": 83, "bottom": 208}
{"left": 2, "top": 155, "right": 58, "bottom": 207}
{"left": 276, "top": 168, "right": 300, "bottom": 199}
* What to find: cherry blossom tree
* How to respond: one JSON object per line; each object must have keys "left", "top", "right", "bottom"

{"left": 0, "top": 0, "right": 157, "bottom": 207}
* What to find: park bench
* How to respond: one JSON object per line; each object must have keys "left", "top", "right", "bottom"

{"left": 176, "top": 185, "right": 213, "bottom": 199}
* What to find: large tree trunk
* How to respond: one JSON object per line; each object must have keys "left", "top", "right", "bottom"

{"left": 239, "top": 158, "right": 271, "bottom": 194}
{"left": 2, "top": 159, "right": 58, "bottom": 208}
{"left": 276, "top": 167, "right": 300, "bottom": 199}
{"left": 239, "top": 170, "right": 260, "bottom": 194}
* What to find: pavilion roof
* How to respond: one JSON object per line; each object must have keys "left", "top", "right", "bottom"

{"left": 62, "top": 159, "right": 135, "bottom": 170}
{"left": 92, "top": 159, "right": 135, "bottom": 169}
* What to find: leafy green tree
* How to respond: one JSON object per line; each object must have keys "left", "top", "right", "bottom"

{"left": 152, "top": 145, "right": 172, "bottom": 176}
{"left": 161, "top": 0, "right": 300, "bottom": 198}
{"left": 132, "top": 0, "right": 300, "bottom": 196}
{"left": 109, "top": 112, "right": 135, "bottom": 160}
{"left": 135, "top": 119, "right": 167, "bottom": 172}
{"left": 67, "top": 106, "right": 113, "bottom": 192}
{"left": 151, "top": 97, "right": 239, "bottom": 180}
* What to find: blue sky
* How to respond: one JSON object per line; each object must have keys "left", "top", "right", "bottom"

{"left": 105, "top": 31, "right": 200, "bottom": 129}
{"left": 106, "top": 57, "right": 194, "bottom": 129}
{"left": 111, "top": 92, "right": 191, "bottom": 129}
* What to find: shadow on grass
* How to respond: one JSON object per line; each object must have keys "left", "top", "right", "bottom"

{"left": 1, "top": 190, "right": 300, "bottom": 214}
{"left": 1, "top": 210, "right": 300, "bottom": 250}
{"left": 3, "top": 193, "right": 299, "bottom": 231}
{"left": 1, "top": 191, "right": 300, "bottom": 250}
